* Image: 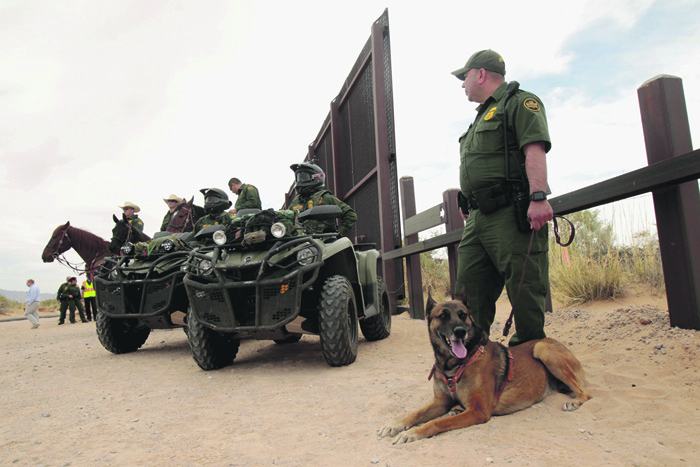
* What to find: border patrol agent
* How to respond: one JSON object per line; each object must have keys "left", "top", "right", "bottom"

{"left": 59, "top": 277, "right": 88, "bottom": 324}
{"left": 194, "top": 188, "right": 235, "bottom": 234}
{"left": 452, "top": 49, "right": 554, "bottom": 346}
{"left": 289, "top": 163, "right": 357, "bottom": 236}
{"left": 160, "top": 194, "right": 185, "bottom": 231}
{"left": 118, "top": 202, "right": 144, "bottom": 232}
{"left": 228, "top": 178, "right": 262, "bottom": 214}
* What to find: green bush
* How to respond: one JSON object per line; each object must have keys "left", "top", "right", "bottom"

{"left": 0, "top": 295, "right": 21, "bottom": 315}
{"left": 548, "top": 209, "right": 664, "bottom": 305}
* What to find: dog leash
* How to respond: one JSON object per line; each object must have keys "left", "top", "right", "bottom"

{"left": 500, "top": 215, "right": 575, "bottom": 340}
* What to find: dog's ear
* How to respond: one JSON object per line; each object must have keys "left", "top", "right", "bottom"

{"left": 426, "top": 291, "right": 437, "bottom": 316}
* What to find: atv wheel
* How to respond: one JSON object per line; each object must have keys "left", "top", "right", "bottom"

{"left": 186, "top": 306, "right": 240, "bottom": 371}
{"left": 95, "top": 313, "right": 151, "bottom": 354}
{"left": 318, "top": 275, "right": 358, "bottom": 366}
{"left": 359, "top": 277, "right": 392, "bottom": 341}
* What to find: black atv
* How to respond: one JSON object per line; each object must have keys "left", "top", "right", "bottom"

{"left": 182, "top": 206, "right": 392, "bottom": 370}
{"left": 93, "top": 233, "right": 196, "bottom": 354}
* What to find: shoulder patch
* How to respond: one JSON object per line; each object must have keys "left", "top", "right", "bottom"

{"left": 484, "top": 106, "right": 498, "bottom": 121}
{"left": 523, "top": 98, "right": 541, "bottom": 112}
{"left": 247, "top": 186, "right": 254, "bottom": 190}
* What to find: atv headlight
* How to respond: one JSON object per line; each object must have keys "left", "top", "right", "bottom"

{"left": 121, "top": 242, "right": 134, "bottom": 255}
{"left": 198, "top": 259, "right": 213, "bottom": 275}
{"left": 162, "top": 239, "right": 175, "bottom": 252}
{"left": 271, "top": 222, "right": 286, "bottom": 238}
{"left": 296, "top": 247, "right": 315, "bottom": 266}
{"left": 213, "top": 230, "right": 227, "bottom": 245}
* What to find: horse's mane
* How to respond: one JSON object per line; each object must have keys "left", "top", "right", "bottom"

{"left": 68, "top": 225, "right": 110, "bottom": 252}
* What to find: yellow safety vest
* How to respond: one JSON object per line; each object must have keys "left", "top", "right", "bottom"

{"left": 82, "top": 281, "right": 96, "bottom": 298}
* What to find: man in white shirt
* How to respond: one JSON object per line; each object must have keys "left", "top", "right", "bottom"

{"left": 25, "top": 279, "right": 41, "bottom": 329}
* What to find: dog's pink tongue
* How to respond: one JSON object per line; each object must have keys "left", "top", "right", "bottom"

{"left": 451, "top": 339, "right": 467, "bottom": 359}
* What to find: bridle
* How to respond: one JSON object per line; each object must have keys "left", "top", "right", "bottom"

{"left": 169, "top": 205, "right": 194, "bottom": 233}
{"left": 51, "top": 226, "right": 93, "bottom": 274}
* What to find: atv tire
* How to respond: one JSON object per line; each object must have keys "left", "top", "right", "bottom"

{"left": 359, "top": 277, "right": 392, "bottom": 341}
{"left": 318, "top": 275, "right": 358, "bottom": 366}
{"left": 187, "top": 306, "right": 240, "bottom": 371}
{"left": 95, "top": 313, "right": 151, "bottom": 354}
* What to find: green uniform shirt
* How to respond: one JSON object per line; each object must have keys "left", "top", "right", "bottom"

{"left": 126, "top": 214, "right": 144, "bottom": 232}
{"left": 56, "top": 282, "right": 68, "bottom": 300}
{"left": 61, "top": 284, "right": 81, "bottom": 301}
{"left": 234, "top": 184, "right": 262, "bottom": 211}
{"left": 290, "top": 190, "right": 357, "bottom": 236}
{"left": 193, "top": 211, "right": 236, "bottom": 234}
{"left": 459, "top": 81, "right": 551, "bottom": 198}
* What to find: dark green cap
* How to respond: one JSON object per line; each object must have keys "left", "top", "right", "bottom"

{"left": 451, "top": 49, "right": 506, "bottom": 80}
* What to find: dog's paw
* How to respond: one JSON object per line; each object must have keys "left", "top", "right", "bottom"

{"left": 378, "top": 423, "right": 406, "bottom": 438}
{"left": 392, "top": 429, "right": 423, "bottom": 445}
{"left": 563, "top": 400, "right": 581, "bottom": 412}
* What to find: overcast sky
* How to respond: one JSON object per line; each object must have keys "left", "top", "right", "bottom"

{"left": 1, "top": 0, "right": 699, "bottom": 293}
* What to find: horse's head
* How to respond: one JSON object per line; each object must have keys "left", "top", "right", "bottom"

{"left": 42, "top": 222, "right": 72, "bottom": 262}
{"left": 110, "top": 214, "right": 152, "bottom": 254}
{"left": 109, "top": 214, "right": 130, "bottom": 254}
{"left": 166, "top": 196, "right": 196, "bottom": 233}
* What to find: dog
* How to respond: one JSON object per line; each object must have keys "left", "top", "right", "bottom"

{"left": 379, "top": 294, "right": 591, "bottom": 444}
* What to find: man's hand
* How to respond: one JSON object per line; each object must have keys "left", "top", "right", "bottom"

{"left": 527, "top": 200, "right": 553, "bottom": 231}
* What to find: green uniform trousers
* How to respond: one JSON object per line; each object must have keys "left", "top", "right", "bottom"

{"left": 455, "top": 203, "right": 549, "bottom": 346}
{"left": 59, "top": 300, "right": 87, "bottom": 323}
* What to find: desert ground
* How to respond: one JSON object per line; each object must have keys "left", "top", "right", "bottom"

{"left": 1, "top": 290, "right": 698, "bottom": 467}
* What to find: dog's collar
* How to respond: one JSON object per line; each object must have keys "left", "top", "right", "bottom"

{"left": 429, "top": 345, "right": 485, "bottom": 393}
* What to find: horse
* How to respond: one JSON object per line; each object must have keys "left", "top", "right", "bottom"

{"left": 166, "top": 196, "right": 200, "bottom": 233}
{"left": 42, "top": 222, "right": 112, "bottom": 276}
{"left": 110, "top": 214, "right": 152, "bottom": 254}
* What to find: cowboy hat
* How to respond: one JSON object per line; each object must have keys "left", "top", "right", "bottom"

{"left": 163, "top": 194, "right": 185, "bottom": 205}
{"left": 118, "top": 201, "right": 141, "bottom": 213}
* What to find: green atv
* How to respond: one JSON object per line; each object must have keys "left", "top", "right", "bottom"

{"left": 93, "top": 233, "right": 196, "bottom": 354}
{"left": 182, "top": 206, "right": 392, "bottom": 371}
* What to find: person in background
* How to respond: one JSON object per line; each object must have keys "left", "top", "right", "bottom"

{"left": 194, "top": 188, "right": 235, "bottom": 234}
{"left": 25, "top": 279, "right": 41, "bottom": 329}
{"left": 228, "top": 178, "right": 262, "bottom": 214}
{"left": 58, "top": 277, "right": 87, "bottom": 324}
{"left": 160, "top": 194, "right": 185, "bottom": 231}
{"left": 288, "top": 162, "right": 357, "bottom": 236}
{"left": 81, "top": 273, "right": 97, "bottom": 322}
{"left": 118, "top": 202, "right": 144, "bottom": 232}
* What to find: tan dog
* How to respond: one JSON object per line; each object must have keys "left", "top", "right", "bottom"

{"left": 379, "top": 294, "right": 591, "bottom": 444}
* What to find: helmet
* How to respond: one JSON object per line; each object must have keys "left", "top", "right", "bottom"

{"left": 199, "top": 187, "right": 232, "bottom": 214}
{"left": 291, "top": 162, "right": 325, "bottom": 196}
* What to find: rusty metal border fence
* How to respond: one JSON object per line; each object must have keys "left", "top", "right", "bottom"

{"left": 387, "top": 75, "right": 700, "bottom": 330}
{"left": 283, "top": 9, "right": 404, "bottom": 309}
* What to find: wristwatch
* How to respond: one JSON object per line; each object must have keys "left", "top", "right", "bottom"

{"left": 530, "top": 191, "right": 547, "bottom": 202}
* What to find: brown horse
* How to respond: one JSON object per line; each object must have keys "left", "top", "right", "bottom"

{"left": 42, "top": 222, "right": 112, "bottom": 276}
{"left": 166, "top": 196, "right": 200, "bottom": 233}
{"left": 109, "top": 214, "right": 152, "bottom": 254}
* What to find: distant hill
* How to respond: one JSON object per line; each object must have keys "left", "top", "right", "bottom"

{"left": 0, "top": 289, "right": 55, "bottom": 303}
